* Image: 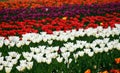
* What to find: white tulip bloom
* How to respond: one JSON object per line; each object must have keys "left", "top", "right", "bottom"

{"left": 9, "top": 42, "right": 15, "bottom": 47}
{"left": 0, "top": 53, "right": 2, "bottom": 57}
{"left": 0, "top": 65, "right": 3, "bottom": 70}
{"left": 77, "top": 51, "right": 84, "bottom": 57}
{"left": 93, "top": 47, "right": 99, "bottom": 54}
{"left": 8, "top": 52, "right": 18, "bottom": 58}
{"left": 68, "top": 58, "right": 72, "bottom": 64}
{"left": 4, "top": 39, "right": 10, "bottom": 46}
{"left": 16, "top": 54, "right": 21, "bottom": 60}
{"left": 51, "top": 53, "right": 58, "bottom": 59}
{"left": 57, "top": 56, "right": 63, "bottom": 63}
{"left": 62, "top": 52, "right": 70, "bottom": 59}
{"left": 90, "top": 43, "right": 96, "bottom": 48}
{"left": 41, "top": 57, "right": 46, "bottom": 63}
{"left": 16, "top": 42, "right": 22, "bottom": 48}
{"left": 20, "top": 60, "right": 27, "bottom": 64}
{"left": 5, "top": 56, "right": 12, "bottom": 62}
{"left": 48, "top": 40, "right": 53, "bottom": 45}
{"left": 7, "top": 62, "right": 13, "bottom": 68}
{"left": 60, "top": 47, "right": 67, "bottom": 53}
{"left": 88, "top": 52, "right": 94, "bottom": 57}
{"left": 70, "top": 36, "right": 74, "bottom": 40}
{"left": 46, "top": 58, "right": 52, "bottom": 64}
{"left": 16, "top": 66, "right": 25, "bottom": 72}
{"left": 11, "top": 59, "right": 18, "bottom": 65}
{"left": 100, "top": 43, "right": 105, "bottom": 48}
{"left": 104, "top": 47, "right": 109, "bottom": 52}
{"left": 0, "top": 37, "right": 4, "bottom": 41}
{"left": 73, "top": 54, "right": 78, "bottom": 60}
{"left": 0, "top": 41, "right": 3, "bottom": 48}
{"left": 5, "top": 67, "right": 12, "bottom": 73}
{"left": 85, "top": 43, "right": 90, "bottom": 48}
{"left": 34, "top": 48, "right": 41, "bottom": 54}
{"left": 63, "top": 37, "right": 67, "bottom": 42}
{"left": 43, "top": 37, "right": 47, "bottom": 42}
{"left": 53, "top": 46, "right": 59, "bottom": 52}
{"left": 9, "top": 36, "right": 19, "bottom": 43}
{"left": 25, "top": 41, "right": 30, "bottom": 45}
{"left": 98, "top": 48, "right": 104, "bottom": 53}
{"left": 116, "top": 43, "right": 120, "bottom": 50}
{"left": 2, "top": 61, "right": 8, "bottom": 67}
{"left": 36, "top": 56, "right": 42, "bottom": 63}
{"left": 26, "top": 62, "right": 33, "bottom": 70}
{"left": 30, "top": 47, "right": 35, "bottom": 53}
{"left": 84, "top": 49, "right": 91, "bottom": 54}
{"left": 115, "top": 24, "right": 120, "bottom": 29}
{"left": 69, "top": 47, "right": 75, "bottom": 52}
{"left": 0, "top": 57, "right": 4, "bottom": 63}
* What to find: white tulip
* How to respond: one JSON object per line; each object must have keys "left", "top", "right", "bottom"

{"left": 85, "top": 43, "right": 90, "bottom": 48}
{"left": 30, "top": 47, "right": 35, "bottom": 53}
{"left": 53, "top": 46, "right": 59, "bottom": 52}
{"left": 4, "top": 39, "right": 10, "bottom": 46}
{"left": 48, "top": 40, "right": 53, "bottom": 45}
{"left": 57, "top": 56, "right": 63, "bottom": 63}
{"left": 20, "top": 60, "right": 27, "bottom": 64}
{"left": 26, "top": 62, "right": 33, "bottom": 70}
{"left": 20, "top": 64, "right": 27, "bottom": 69}
{"left": 43, "top": 37, "right": 47, "bottom": 42}
{"left": 63, "top": 37, "right": 67, "bottom": 42}
{"left": 69, "top": 47, "right": 75, "bottom": 52}
{"left": 3, "top": 61, "right": 8, "bottom": 67}
{"left": 34, "top": 48, "right": 41, "bottom": 54}
{"left": 8, "top": 52, "right": 18, "bottom": 58}
{"left": 7, "top": 62, "right": 13, "bottom": 68}
{"left": 90, "top": 43, "right": 96, "bottom": 48}
{"left": 62, "top": 52, "right": 70, "bottom": 59}
{"left": 41, "top": 57, "right": 46, "bottom": 63}
{"left": 16, "top": 54, "right": 21, "bottom": 60}
{"left": 25, "top": 41, "right": 30, "bottom": 45}
{"left": 5, "top": 67, "right": 12, "bottom": 73}
{"left": 0, "top": 65, "right": 3, "bottom": 70}
{"left": 5, "top": 56, "right": 12, "bottom": 62}
{"left": 0, "top": 37, "right": 4, "bottom": 41}
{"left": 93, "top": 47, "right": 99, "bottom": 53}
{"left": 16, "top": 66, "right": 25, "bottom": 72}
{"left": 115, "top": 24, "right": 120, "bottom": 29}
{"left": 84, "top": 49, "right": 91, "bottom": 54}
{"left": 9, "top": 36, "right": 19, "bottom": 43}
{"left": 60, "top": 47, "right": 67, "bottom": 53}
{"left": 11, "top": 59, "right": 18, "bottom": 65}
{"left": 16, "top": 42, "right": 22, "bottom": 48}
{"left": 70, "top": 36, "right": 74, "bottom": 40}
{"left": 117, "top": 43, "right": 120, "bottom": 50}
{"left": 0, "top": 53, "right": 2, "bottom": 57}
{"left": 0, "top": 41, "right": 3, "bottom": 48}
{"left": 73, "top": 54, "right": 78, "bottom": 60}
{"left": 46, "top": 58, "right": 52, "bottom": 64}
{"left": 104, "top": 47, "right": 109, "bottom": 52}
{"left": 77, "top": 51, "right": 84, "bottom": 57}
{"left": 36, "top": 56, "right": 42, "bottom": 63}
{"left": 100, "top": 43, "right": 105, "bottom": 48}
{"left": 68, "top": 58, "right": 72, "bottom": 64}
{"left": 51, "top": 53, "right": 58, "bottom": 59}
{"left": 9, "top": 42, "right": 15, "bottom": 47}
{"left": 0, "top": 57, "right": 4, "bottom": 63}
{"left": 88, "top": 52, "right": 94, "bottom": 57}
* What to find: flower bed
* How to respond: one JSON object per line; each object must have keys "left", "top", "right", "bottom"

{"left": 0, "top": 1, "right": 120, "bottom": 73}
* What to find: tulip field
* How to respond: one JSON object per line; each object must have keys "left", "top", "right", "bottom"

{"left": 0, "top": 0, "right": 120, "bottom": 73}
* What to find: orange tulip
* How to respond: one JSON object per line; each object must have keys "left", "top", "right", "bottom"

{"left": 115, "top": 58, "right": 120, "bottom": 64}
{"left": 84, "top": 69, "right": 91, "bottom": 73}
